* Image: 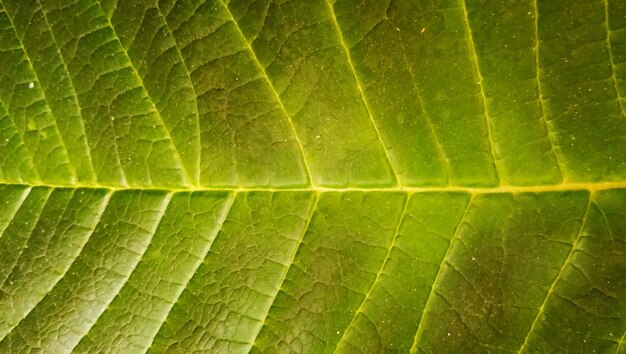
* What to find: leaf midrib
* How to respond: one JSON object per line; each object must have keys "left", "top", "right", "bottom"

{"left": 2, "top": 181, "right": 626, "bottom": 194}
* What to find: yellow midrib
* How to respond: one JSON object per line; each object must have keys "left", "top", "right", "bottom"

{"left": 3, "top": 181, "right": 626, "bottom": 194}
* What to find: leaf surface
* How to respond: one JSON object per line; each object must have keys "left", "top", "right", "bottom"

{"left": 0, "top": 0, "right": 625, "bottom": 353}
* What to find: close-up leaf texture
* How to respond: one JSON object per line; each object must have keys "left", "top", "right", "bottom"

{"left": 0, "top": 0, "right": 625, "bottom": 352}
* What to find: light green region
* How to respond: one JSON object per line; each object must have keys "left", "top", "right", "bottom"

{"left": 0, "top": 190, "right": 169, "bottom": 352}
{"left": 0, "top": 188, "right": 109, "bottom": 340}
{"left": 75, "top": 191, "right": 233, "bottom": 352}
{"left": 150, "top": 191, "right": 316, "bottom": 353}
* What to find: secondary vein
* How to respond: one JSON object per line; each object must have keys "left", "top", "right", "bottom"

{"left": 532, "top": 0, "right": 567, "bottom": 182}
{"left": 396, "top": 23, "right": 451, "bottom": 185}
{"left": 218, "top": 0, "right": 314, "bottom": 186}
{"left": 517, "top": 193, "right": 593, "bottom": 353}
{"left": 333, "top": 193, "right": 410, "bottom": 352}
{"left": 0, "top": 5, "right": 75, "bottom": 183}
{"left": 409, "top": 194, "right": 475, "bottom": 352}
{"left": 154, "top": 3, "right": 202, "bottom": 185}
{"left": 603, "top": 0, "right": 626, "bottom": 117}
{"left": 146, "top": 191, "right": 236, "bottom": 351}
{"left": 323, "top": 0, "right": 401, "bottom": 186}
{"left": 248, "top": 192, "right": 320, "bottom": 351}
{"left": 0, "top": 189, "right": 111, "bottom": 342}
{"left": 35, "top": 0, "right": 99, "bottom": 182}
{"left": 459, "top": 0, "right": 502, "bottom": 184}
{"left": 93, "top": 0, "right": 193, "bottom": 187}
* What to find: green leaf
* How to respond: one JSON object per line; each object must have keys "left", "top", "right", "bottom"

{"left": 0, "top": 0, "right": 624, "bottom": 353}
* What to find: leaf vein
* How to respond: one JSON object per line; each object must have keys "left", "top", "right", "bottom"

{"left": 0, "top": 187, "right": 52, "bottom": 303}
{"left": 34, "top": 0, "right": 98, "bottom": 182}
{"left": 531, "top": 0, "right": 567, "bottom": 182}
{"left": 0, "top": 6, "right": 75, "bottom": 183}
{"left": 517, "top": 192, "right": 593, "bottom": 353}
{"left": 2, "top": 181, "right": 626, "bottom": 194}
{"left": 395, "top": 22, "right": 451, "bottom": 184}
{"left": 145, "top": 191, "right": 236, "bottom": 351}
{"left": 71, "top": 191, "right": 173, "bottom": 351}
{"left": 616, "top": 328, "right": 626, "bottom": 353}
{"left": 333, "top": 193, "right": 411, "bottom": 352}
{"left": 603, "top": 0, "right": 626, "bottom": 117}
{"left": 93, "top": 0, "right": 193, "bottom": 186}
{"left": 0, "top": 98, "right": 40, "bottom": 183}
{"left": 218, "top": 0, "right": 314, "bottom": 186}
{"left": 0, "top": 189, "right": 111, "bottom": 342}
{"left": 155, "top": 2, "right": 202, "bottom": 184}
{"left": 0, "top": 187, "right": 31, "bottom": 240}
{"left": 459, "top": 0, "right": 502, "bottom": 184}
{"left": 324, "top": 0, "right": 400, "bottom": 186}
{"left": 248, "top": 191, "right": 320, "bottom": 351}
{"left": 409, "top": 193, "right": 475, "bottom": 352}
